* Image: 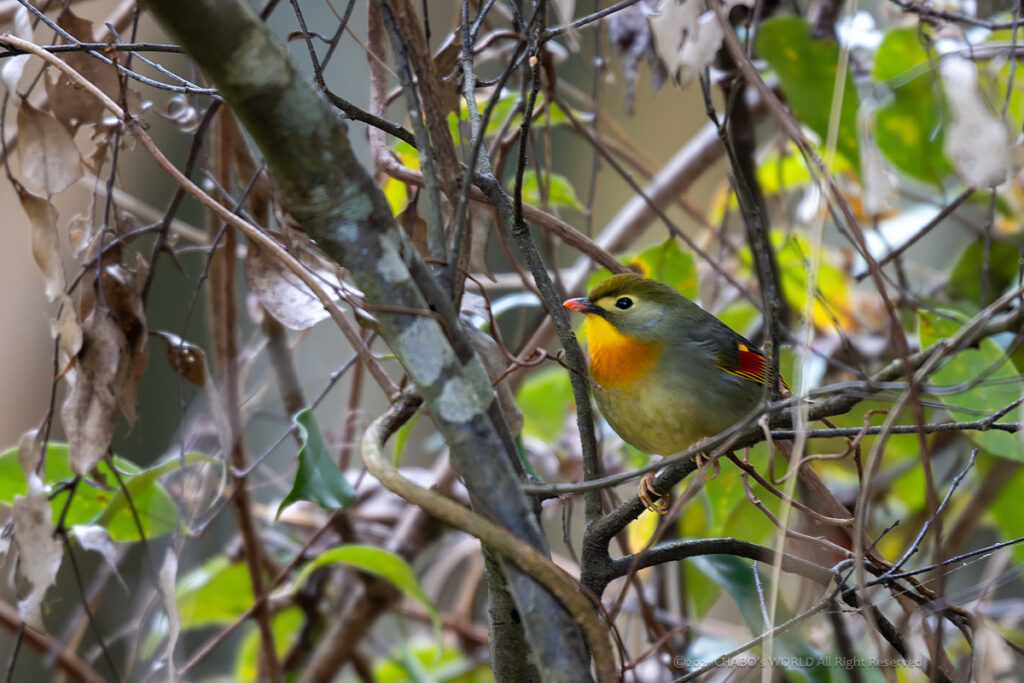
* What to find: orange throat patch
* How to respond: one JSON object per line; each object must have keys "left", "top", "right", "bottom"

{"left": 583, "top": 315, "right": 662, "bottom": 389}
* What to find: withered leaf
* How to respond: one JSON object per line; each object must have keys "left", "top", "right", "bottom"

{"left": 397, "top": 189, "right": 428, "bottom": 258}
{"left": 53, "top": 293, "right": 83, "bottom": 363}
{"left": 1, "top": 7, "right": 33, "bottom": 94}
{"left": 245, "top": 240, "right": 340, "bottom": 330}
{"left": 45, "top": 11, "right": 140, "bottom": 133}
{"left": 159, "top": 549, "right": 181, "bottom": 680}
{"left": 155, "top": 330, "right": 207, "bottom": 387}
{"left": 62, "top": 304, "right": 121, "bottom": 476}
{"left": 16, "top": 186, "right": 64, "bottom": 301}
{"left": 607, "top": 0, "right": 667, "bottom": 114}
{"left": 13, "top": 474, "right": 62, "bottom": 631}
{"left": 63, "top": 260, "right": 148, "bottom": 476}
{"left": 17, "top": 101, "right": 84, "bottom": 195}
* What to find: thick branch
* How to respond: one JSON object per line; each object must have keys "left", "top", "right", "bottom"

{"left": 144, "top": 1, "right": 594, "bottom": 677}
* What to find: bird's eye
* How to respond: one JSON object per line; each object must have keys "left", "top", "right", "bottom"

{"left": 615, "top": 297, "right": 633, "bottom": 310}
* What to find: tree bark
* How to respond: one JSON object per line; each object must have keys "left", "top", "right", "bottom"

{"left": 144, "top": 1, "right": 594, "bottom": 679}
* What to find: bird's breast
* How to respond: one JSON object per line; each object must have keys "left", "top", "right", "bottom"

{"left": 583, "top": 315, "right": 663, "bottom": 389}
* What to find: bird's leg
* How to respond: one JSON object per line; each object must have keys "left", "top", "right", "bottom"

{"left": 638, "top": 438, "right": 717, "bottom": 513}
{"left": 691, "top": 436, "right": 712, "bottom": 469}
{"left": 638, "top": 471, "right": 670, "bottom": 514}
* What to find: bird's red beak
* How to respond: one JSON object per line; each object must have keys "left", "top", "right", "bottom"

{"left": 563, "top": 297, "right": 600, "bottom": 313}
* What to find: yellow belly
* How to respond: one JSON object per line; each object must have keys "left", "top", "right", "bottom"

{"left": 593, "top": 379, "right": 712, "bottom": 456}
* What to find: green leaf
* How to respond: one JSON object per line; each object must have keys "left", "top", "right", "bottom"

{"left": 393, "top": 412, "right": 420, "bottom": 466}
{"left": 588, "top": 239, "right": 699, "bottom": 301}
{"left": 690, "top": 555, "right": 832, "bottom": 683}
{"left": 295, "top": 544, "right": 440, "bottom": 636}
{"left": 756, "top": 16, "right": 860, "bottom": 171}
{"left": 365, "top": 643, "right": 494, "bottom": 683}
{"left": 384, "top": 141, "right": 419, "bottom": 215}
{"left": 981, "top": 30, "right": 1024, "bottom": 134}
{"left": 949, "top": 239, "right": 1022, "bottom": 304}
{"left": 871, "top": 27, "right": 952, "bottom": 185}
{"left": 757, "top": 144, "right": 813, "bottom": 194}
{"left": 516, "top": 366, "right": 573, "bottom": 444}
{"left": 234, "top": 606, "right": 303, "bottom": 682}
{"left": 987, "top": 459, "right": 1024, "bottom": 565}
{"left": 277, "top": 408, "right": 356, "bottom": 518}
{"left": 0, "top": 442, "right": 181, "bottom": 542}
{"left": 450, "top": 92, "right": 584, "bottom": 145}
{"left": 175, "top": 556, "right": 254, "bottom": 630}
{"left": 918, "top": 310, "right": 1024, "bottom": 460}
{"left": 519, "top": 170, "right": 583, "bottom": 211}
{"left": 716, "top": 300, "right": 760, "bottom": 339}
{"left": 739, "top": 231, "right": 854, "bottom": 332}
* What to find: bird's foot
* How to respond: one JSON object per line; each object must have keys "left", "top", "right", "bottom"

{"left": 691, "top": 437, "right": 711, "bottom": 468}
{"left": 690, "top": 438, "right": 721, "bottom": 480}
{"left": 638, "top": 472, "right": 671, "bottom": 515}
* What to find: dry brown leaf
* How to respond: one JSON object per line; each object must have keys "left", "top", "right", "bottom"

{"left": 93, "top": 259, "right": 149, "bottom": 423}
{"left": 53, "top": 293, "right": 83, "bottom": 364}
{"left": 17, "top": 186, "right": 64, "bottom": 301}
{"left": 12, "top": 473, "right": 62, "bottom": 631}
{"left": 45, "top": 10, "right": 140, "bottom": 133}
{"left": 62, "top": 303, "right": 121, "bottom": 476}
{"left": 397, "top": 189, "right": 428, "bottom": 258}
{"left": 155, "top": 330, "right": 207, "bottom": 387}
{"left": 245, "top": 240, "right": 340, "bottom": 330}
{"left": 63, "top": 258, "right": 148, "bottom": 475}
{"left": 16, "top": 101, "right": 84, "bottom": 195}
{"left": 432, "top": 31, "right": 463, "bottom": 115}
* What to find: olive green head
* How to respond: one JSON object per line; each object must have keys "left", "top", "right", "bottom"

{"left": 563, "top": 273, "right": 698, "bottom": 340}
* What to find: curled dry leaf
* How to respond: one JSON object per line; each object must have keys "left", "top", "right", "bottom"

{"left": 159, "top": 548, "right": 181, "bottom": 681}
{"left": 939, "top": 53, "right": 1012, "bottom": 188}
{"left": 70, "top": 524, "right": 126, "bottom": 589}
{"left": 1, "top": 7, "right": 33, "bottom": 94}
{"left": 63, "top": 259, "right": 148, "bottom": 476}
{"left": 12, "top": 473, "right": 63, "bottom": 631}
{"left": 17, "top": 186, "right": 64, "bottom": 301}
{"left": 858, "top": 99, "right": 897, "bottom": 217}
{"left": 17, "top": 428, "right": 43, "bottom": 477}
{"left": 607, "top": 0, "right": 667, "bottom": 114}
{"left": 648, "top": 0, "right": 752, "bottom": 87}
{"left": 245, "top": 239, "right": 342, "bottom": 330}
{"left": 54, "top": 293, "right": 83, "bottom": 363}
{"left": 67, "top": 212, "right": 94, "bottom": 257}
{"left": 62, "top": 304, "right": 121, "bottom": 476}
{"left": 16, "top": 101, "right": 84, "bottom": 195}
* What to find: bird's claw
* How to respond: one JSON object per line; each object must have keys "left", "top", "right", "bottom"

{"left": 638, "top": 472, "right": 670, "bottom": 514}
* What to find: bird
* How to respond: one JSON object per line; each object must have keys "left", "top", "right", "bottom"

{"left": 563, "top": 273, "right": 786, "bottom": 513}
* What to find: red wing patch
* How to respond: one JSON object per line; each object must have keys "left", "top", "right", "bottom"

{"left": 721, "top": 343, "right": 792, "bottom": 393}
{"left": 733, "top": 343, "right": 768, "bottom": 383}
